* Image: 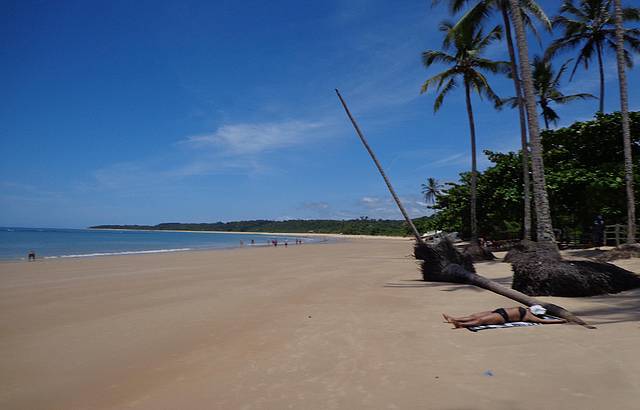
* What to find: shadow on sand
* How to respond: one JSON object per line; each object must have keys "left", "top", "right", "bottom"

{"left": 564, "top": 248, "right": 608, "bottom": 259}
{"left": 572, "top": 287, "right": 640, "bottom": 325}
{"left": 385, "top": 277, "right": 640, "bottom": 326}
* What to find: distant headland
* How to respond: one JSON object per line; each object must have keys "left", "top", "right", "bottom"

{"left": 90, "top": 217, "right": 434, "bottom": 237}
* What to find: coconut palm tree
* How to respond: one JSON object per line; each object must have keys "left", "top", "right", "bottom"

{"left": 508, "top": 0, "right": 557, "bottom": 251}
{"left": 546, "top": 0, "right": 640, "bottom": 113}
{"left": 500, "top": 56, "right": 596, "bottom": 129}
{"left": 421, "top": 177, "right": 443, "bottom": 205}
{"left": 614, "top": 0, "right": 636, "bottom": 244}
{"left": 432, "top": 0, "right": 551, "bottom": 241}
{"left": 421, "top": 22, "right": 508, "bottom": 243}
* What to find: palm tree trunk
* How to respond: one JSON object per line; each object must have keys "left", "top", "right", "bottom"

{"left": 614, "top": 0, "right": 636, "bottom": 244}
{"left": 596, "top": 41, "right": 605, "bottom": 113}
{"left": 335, "top": 89, "right": 425, "bottom": 244}
{"left": 508, "top": 0, "right": 558, "bottom": 252}
{"left": 464, "top": 79, "right": 478, "bottom": 244}
{"left": 502, "top": 6, "right": 532, "bottom": 241}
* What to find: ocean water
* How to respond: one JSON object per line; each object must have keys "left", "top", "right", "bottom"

{"left": 0, "top": 227, "right": 316, "bottom": 261}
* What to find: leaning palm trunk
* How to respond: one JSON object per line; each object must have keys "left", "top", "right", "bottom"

{"left": 508, "top": 0, "right": 557, "bottom": 251}
{"left": 464, "top": 79, "right": 479, "bottom": 243}
{"left": 614, "top": 0, "right": 636, "bottom": 244}
{"left": 335, "top": 89, "right": 424, "bottom": 243}
{"left": 501, "top": 6, "right": 532, "bottom": 241}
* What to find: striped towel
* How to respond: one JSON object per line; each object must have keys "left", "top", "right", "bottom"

{"left": 467, "top": 315, "right": 561, "bottom": 332}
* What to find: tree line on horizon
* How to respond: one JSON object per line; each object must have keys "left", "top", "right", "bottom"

{"left": 422, "top": 0, "right": 640, "bottom": 252}
{"left": 91, "top": 217, "right": 423, "bottom": 236}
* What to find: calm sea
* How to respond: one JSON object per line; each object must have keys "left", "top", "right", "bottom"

{"left": 0, "top": 227, "right": 316, "bottom": 261}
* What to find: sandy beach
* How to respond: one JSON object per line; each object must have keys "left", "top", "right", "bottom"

{"left": 1, "top": 238, "right": 639, "bottom": 409}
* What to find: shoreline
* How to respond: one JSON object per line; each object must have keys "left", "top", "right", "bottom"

{"left": 0, "top": 235, "right": 337, "bottom": 264}
{"left": 3, "top": 227, "right": 414, "bottom": 263}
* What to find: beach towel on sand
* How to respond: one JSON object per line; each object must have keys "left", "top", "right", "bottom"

{"left": 467, "top": 315, "right": 561, "bottom": 332}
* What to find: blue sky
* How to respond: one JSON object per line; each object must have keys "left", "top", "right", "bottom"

{"left": 2, "top": 0, "right": 640, "bottom": 228}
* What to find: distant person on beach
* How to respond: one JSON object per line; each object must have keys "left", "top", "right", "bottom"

{"left": 442, "top": 305, "right": 566, "bottom": 329}
{"left": 251, "top": 239, "right": 255, "bottom": 245}
{"left": 593, "top": 215, "right": 605, "bottom": 248}
{"left": 28, "top": 250, "right": 36, "bottom": 261}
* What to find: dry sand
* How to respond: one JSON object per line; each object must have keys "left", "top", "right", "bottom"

{"left": 1, "top": 239, "right": 639, "bottom": 409}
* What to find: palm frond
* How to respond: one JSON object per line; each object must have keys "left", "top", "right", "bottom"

{"left": 521, "top": 11, "right": 543, "bottom": 46}
{"left": 551, "top": 93, "right": 596, "bottom": 104}
{"left": 553, "top": 58, "right": 573, "bottom": 85}
{"left": 559, "top": 0, "right": 586, "bottom": 20}
{"left": 453, "top": 0, "right": 494, "bottom": 33}
{"left": 475, "top": 58, "right": 511, "bottom": 74}
{"left": 622, "top": 6, "right": 640, "bottom": 22}
{"left": 433, "top": 78, "right": 458, "bottom": 112}
{"left": 541, "top": 105, "right": 560, "bottom": 126}
{"left": 469, "top": 71, "right": 501, "bottom": 106}
{"left": 421, "top": 69, "right": 456, "bottom": 94}
{"left": 476, "top": 24, "right": 503, "bottom": 51}
{"left": 439, "top": 21, "right": 456, "bottom": 50}
{"left": 546, "top": 32, "right": 588, "bottom": 60}
{"left": 422, "top": 50, "right": 457, "bottom": 67}
{"left": 521, "top": 0, "right": 552, "bottom": 30}
{"left": 496, "top": 96, "right": 520, "bottom": 110}
{"left": 569, "top": 38, "right": 596, "bottom": 80}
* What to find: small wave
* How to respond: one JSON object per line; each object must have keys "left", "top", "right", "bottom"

{"left": 43, "top": 248, "right": 192, "bottom": 259}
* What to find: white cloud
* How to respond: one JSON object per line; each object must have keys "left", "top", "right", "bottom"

{"left": 301, "top": 201, "right": 330, "bottom": 210}
{"left": 431, "top": 152, "right": 467, "bottom": 167}
{"left": 357, "top": 194, "right": 429, "bottom": 218}
{"left": 360, "top": 196, "right": 380, "bottom": 205}
{"left": 184, "top": 120, "right": 324, "bottom": 155}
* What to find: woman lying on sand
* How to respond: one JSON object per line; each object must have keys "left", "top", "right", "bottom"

{"left": 442, "top": 305, "right": 566, "bottom": 329}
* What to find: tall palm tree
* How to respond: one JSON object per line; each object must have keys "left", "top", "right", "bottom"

{"left": 614, "top": 0, "right": 636, "bottom": 244}
{"left": 421, "top": 177, "right": 443, "bottom": 205}
{"left": 509, "top": 0, "right": 558, "bottom": 251}
{"left": 500, "top": 56, "right": 596, "bottom": 129}
{"left": 432, "top": 0, "right": 551, "bottom": 241}
{"left": 421, "top": 22, "right": 508, "bottom": 243}
{"left": 547, "top": 0, "right": 640, "bottom": 113}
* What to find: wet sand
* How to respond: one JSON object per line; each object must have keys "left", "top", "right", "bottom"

{"left": 1, "top": 239, "right": 639, "bottom": 409}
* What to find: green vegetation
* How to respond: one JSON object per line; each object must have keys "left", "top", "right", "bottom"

{"left": 426, "top": 111, "right": 640, "bottom": 241}
{"left": 91, "top": 217, "right": 435, "bottom": 237}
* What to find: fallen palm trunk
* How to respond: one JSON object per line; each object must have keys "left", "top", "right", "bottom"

{"left": 336, "top": 89, "right": 594, "bottom": 329}
{"left": 416, "top": 240, "right": 595, "bottom": 329}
